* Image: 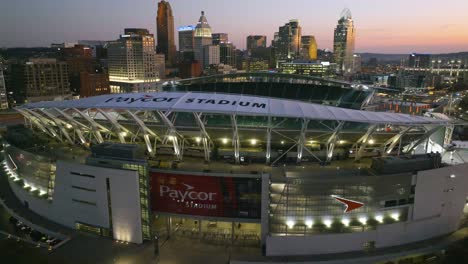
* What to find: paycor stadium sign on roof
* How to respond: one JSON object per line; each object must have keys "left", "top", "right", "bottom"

{"left": 104, "top": 95, "right": 267, "bottom": 109}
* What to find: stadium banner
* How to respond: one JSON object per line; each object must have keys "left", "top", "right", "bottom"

{"left": 150, "top": 171, "right": 262, "bottom": 219}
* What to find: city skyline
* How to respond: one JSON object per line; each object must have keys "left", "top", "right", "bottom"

{"left": 1, "top": 0, "right": 468, "bottom": 53}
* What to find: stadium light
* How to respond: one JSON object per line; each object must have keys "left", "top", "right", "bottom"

{"left": 281, "top": 141, "right": 285, "bottom": 145}
{"left": 391, "top": 212, "right": 400, "bottom": 221}
{"left": 195, "top": 137, "right": 201, "bottom": 143}
{"left": 286, "top": 219, "right": 295, "bottom": 228}
{"left": 323, "top": 218, "right": 332, "bottom": 228}
{"left": 305, "top": 219, "right": 313, "bottom": 228}
{"left": 375, "top": 215, "right": 384, "bottom": 223}
{"left": 250, "top": 139, "right": 257, "bottom": 145}
{"left": 341, "top": 218, "right": 350, "bottom": 226}
{"left": 359, "top": 216, "right": 368, "bottom": 225}
{"left": 368, "top": 139, "right": 375, "bottom": 145}
{"left": 221, "top": 138, "right": 228, "bottom": 144}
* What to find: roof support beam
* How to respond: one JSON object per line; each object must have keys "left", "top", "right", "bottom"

{"left": 355, "top": 124, "right": 378, "bottom": 161}
{"left": 72, "top": 108, "right": 106, "bottom": 144}
{"left": 271, "top": 143, "right": 298, "bottom": 166}
{"left": 266, "top": 116, "right": 272, "bottom": 164}
{"left": 38, "top": 108, "right": 74, "bottom": 144}
{"left": 16, "top": 108, "right": 53, "bottom": 137}
{"left": 22, "top": 109, "right": 59, "bottom": 139}
{"left": 382, "top": 127, "right": 412, "bottom": 156}
{"left": 126, "top": 110, "right": 161, "bottom": 156}
{"left": 97, "top": 109, "right": 130, "bottom": 144}
{"left": 326, "top": 121, "right": 345, "bottom": 162}
{"left": 297, "top": 119, "right": 310, "bottom": 164}
{"left": 403, "top": 126, "right": 443, "bottom": 154}
{"left": 157, "top": 111, "right": 182, "bottom": 160}
{"left": 55, "top": 108, "right": 89, "bottom": 145}
{"left": 231, "top": 115, "right": 240, "bottom": 164}
{"left": 193, "top": 113, "right": 212, "bottom": 162}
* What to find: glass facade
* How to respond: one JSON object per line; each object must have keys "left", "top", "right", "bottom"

{"left": 269, "top": 173, "right": 413, "bottom": 236}
{"left": 4, "top": 144, "right": 55, "bottom": 198}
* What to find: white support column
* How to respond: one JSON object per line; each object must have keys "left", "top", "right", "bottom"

{"left": 126, "top": 110, "right": 160, "bottom": 156}
{"left": 193, "top": 113, "right": 212, "bottom": 162}
{"left": 355, "top": 124, "right": 378, "bottom": 161}
{"left": 54, "top": 108, "right": 88, "bottom": 145}
{"left": 231, "top": 115, "right": 240, "bottom": 164}
{"left": 38, "top": 109, "right": 74, "bottom": 144}
{"left": 325, "top": 121, "right": 345, "bottom": 163}
{"left": 157, "top": 111, "right": 181, "bottom": 160}
{"left": 97, "top": 109, "right": 130, "bottom": 144}
{"left": 23, "top": 109, "right": 59, "bottom": 139}
{"left": 297, "top": 119, "right": 310, "bottom": 164}
{"left": 16, "top": 108, "right": 51, "bottom": 137}
{"left": 72, "top": 108, "right": 106, "bottom": 144}
{"left": 403, "top": 126, "right": 443, "bottom": 154}
{"left": 382, "top": 127, "right": 412, "bottom": 156}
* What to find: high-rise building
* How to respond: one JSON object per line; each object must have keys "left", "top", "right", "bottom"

{"left": 219, "top": 42, "right": 236, "bottom": 67}
{"left": 194, "top": 11, "right": 213, "bottom": 69}
{"left": 353, "top": 54, "right": 362, "bottom": 73}
{"left": 333, "top": 9, "right": 356, "bottom": 74}
{"left": 0, "top": 65, "right": 8, "bottom": 109}
{"left": 178, "top": 26, "right": 195, "bottom": 53}
{"left": 203, "top": 45, "right": 220, "bottom": 67}
{"left": 247, "top": 35, "right": 267, "bottom": 53}
{"left": 107, "top": 28, "right": 159, "bottom": 93}
{"left": 156, "top": 0, "right": 176, "bottom": 66}
{"left": 301, "top": 36, "right": 317, "bottom": 60}
{"left": 212, "top": 33, "right": 228, "bottom": 45}
{"left": 272, "top": 20, "right": 302, "bottom": 64}
{"left": 156, "top": 54, "right": 166, "bottom": 79}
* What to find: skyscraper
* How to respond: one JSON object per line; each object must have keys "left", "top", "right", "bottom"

{"left": 194, "top": 11, "right": 213, "bottom": 69}
{"left": 272, "top": 20, "right": 302, "bottom": 64}
{"left": 219, "top": 42, "right": 236, "bottom": 67}
{"left": 301, "top": 36, "right": 317, "bottom": 60}
{"left": 178, "top": 26, "right": 195, "bottom": 53}
{"left": 156, "top": 0, "right": 176, "bottom": 66}
{"left": 212, "top": 33, "right": 228, "bottom": 45}
{"left": 107, "top": 28, "right": 159, "bottom": 93}
{"left": 333, "top": 9, "right": 356, "bottom": 74}
{"left": 246, "top": 35, "right": 267, "bottom": 52}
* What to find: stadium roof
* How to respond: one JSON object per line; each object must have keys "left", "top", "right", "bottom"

{"left": 20, "top": 92, "right": 449, "bottom": 125}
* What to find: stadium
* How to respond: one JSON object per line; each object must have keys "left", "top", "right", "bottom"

{"left": 2, "top": 74, "right": 468, "bottom": 256}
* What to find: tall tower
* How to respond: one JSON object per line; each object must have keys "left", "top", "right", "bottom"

{"left": 194, "top": 11, "right": 213, "bottom": 69}
{"left": 333, "top": 9, "right": 356, "bottom": 74}
{"left": 272, "top": 20, "right": 302, "bottom": 64}
{"left": 301, "top": 36, "right": 317, "bottom": 60}
{"left": 156, "top": 0, "right": 176, "bottom": 66}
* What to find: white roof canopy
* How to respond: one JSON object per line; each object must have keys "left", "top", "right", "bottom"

{"left": 20, "top": 92, "right": 449, "bottom": 125}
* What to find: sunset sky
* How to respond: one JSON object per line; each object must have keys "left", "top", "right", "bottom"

{"left": 1, "top": 0, "right": 468, "bottom": 53}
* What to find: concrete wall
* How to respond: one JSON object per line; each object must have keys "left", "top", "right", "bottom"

{"left": 266, "top": 163, "right": 468, "bottom": 256}
{"left": 8, "top": 160, "right": 142, "bottom": 244}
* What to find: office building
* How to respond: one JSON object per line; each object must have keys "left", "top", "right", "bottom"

{"left": 272, "top": 20, "right": 302, "bottom": 64}
{"left": 247, "top": 35, "right": 267, "bottom": 53}
{"left": 178, "top": 26, "right": 195, "bottom": 53}
{"left": 212, "top": 33, "right": 228, "bottom": 45}
{"left": 353, "top": 54, "right": 362, "bottom": 73}
{"left": 179, "top": 61, "right": 202, "bottom": 78}
{"left": 333, "top": 8, "right": 356, "bottom": 74}
{"left": 242, "top": 59, "right": 269, "bottom": 72}
{"left": 219, "top": 42, "right": 236, "bottom": 67}
{"left": 107, "top": 28, "right": 159, "bottom": 93}
{"left": 194, "top": 11, "right": 213, "bottom": 69}
{"left": 301, "top": 36, "right": 317, "bottom": 60}
{"left": 280, "top": 60, "right": 335, "bottom": 78}
{"left": 0, "top": 66, "right": 8, "bottom": 109}
{"left": 156, "top": 0, "right": 176, "bottom": 65}
{"left": 203, "top": 45, "right": 220, "bottom": 67}
{"left": 156, "top": 54, "right": 166, "bottom": 79}
{"left": 79, "top": 72, "right": 110, "bottom": 98}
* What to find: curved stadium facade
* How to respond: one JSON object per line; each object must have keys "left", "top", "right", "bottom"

{"left": 2, "top": 74, "right": 468, "bottom": 257}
